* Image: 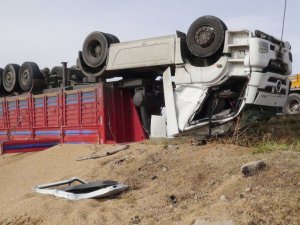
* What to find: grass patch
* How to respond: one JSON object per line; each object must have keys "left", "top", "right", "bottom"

{"left": 254, "top": 139, "right": 300, "bottom": 154}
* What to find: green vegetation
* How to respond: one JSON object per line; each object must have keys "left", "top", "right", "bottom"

{"left": 253, "top": 139, "right": 300, "bottom": 154}
{"left": 223, "top": 114, "right": 300, "bottom": 154}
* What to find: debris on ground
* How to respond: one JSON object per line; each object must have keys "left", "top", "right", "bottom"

{"left": 33, "top": 177, "right": 128, "bottom": 200}
{"left": 241, "top": 160, "right": 266, "bottom": 177}
{"left": 114, "top": 156, "right": 129, "bottom": 164}
{"left": 76, "top": 144, "right": 129, "bottom": 161}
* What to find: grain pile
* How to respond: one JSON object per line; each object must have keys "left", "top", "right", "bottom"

{"left": 0, "top": 140, "right": 299, "bottom": 225}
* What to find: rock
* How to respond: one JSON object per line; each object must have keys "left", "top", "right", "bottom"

{"left": 239, "top": 193, "right": 245, "bottom": 198}
{"left": 220, "top": 195, "right": 228, "bottom": 202}
{"left": 297, "top": 182, "right": 300, "bottom": 186}
{"left": 151, "top": 175, "right": 158, "bottom": 180}
{"left": 169, "top": 195, "right": 178, "bottom": 204}
{"left": 196, "top": 139, "right": 207, "bottom": 146}
{"left": 131, "top": 215, "right": 141, "bottom": 224}
{"left": 241, "top": 160, "right": 266, "bottom": 177}
{"left": 193, "top": 219, "right": 235, "bottom": 225}
{"left": 245, "top": 187, "right": 252, "bottom": 192}
{"left": 167, "top": 144, "right": 179, "bottom": 150}
{"left": 161, "top": 165, "right": 168, "bottom": 172}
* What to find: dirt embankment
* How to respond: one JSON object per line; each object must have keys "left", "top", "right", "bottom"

{"left": 0, "top": 140, "right": 299, "bottom": 225}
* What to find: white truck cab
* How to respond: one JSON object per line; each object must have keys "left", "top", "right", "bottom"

{"left": 77, "top": 16, "right": 292, "bottom": 137}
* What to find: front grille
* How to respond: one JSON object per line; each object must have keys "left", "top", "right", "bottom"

{"left": 261, "top": 86, "right": 286, "bottom": 95}
{"left": 268, "top": 77, "right": 287, "bottom": 85}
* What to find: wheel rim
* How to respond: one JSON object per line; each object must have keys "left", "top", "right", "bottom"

{"left": 288, "top": 99, "right": 300, "bottom": 113}
{"left": 88, "top": 40, "right": 102, "bottom": 58}
{"left": 194, "top": 25, "right": 215, "bottom": 48}
{"left": 20, "top": 69, "right": 30, "bottom": 86}
{"left": 4, "top": 71, "right": 15, "bottom": 87}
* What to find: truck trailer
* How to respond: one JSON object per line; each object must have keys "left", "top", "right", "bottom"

{"left": 0, "top": 16, "right": 292, "bottom": 153}
{"left": 284, "top": 74, "right": 300, "bottom": 114}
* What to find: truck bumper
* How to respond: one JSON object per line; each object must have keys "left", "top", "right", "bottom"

{"left": 245, "top": 71, "right": 289, "bottom": 107}
{"left": 253, "top": 92, "right": 287, "bottom": 107}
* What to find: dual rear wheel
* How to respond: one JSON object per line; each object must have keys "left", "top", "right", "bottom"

{"left": 1, "top": 62, "right": 43, "bottom": 93}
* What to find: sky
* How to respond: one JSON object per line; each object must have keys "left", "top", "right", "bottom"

{"left": 0, "top": 0, "right": 299, "bottom": 73}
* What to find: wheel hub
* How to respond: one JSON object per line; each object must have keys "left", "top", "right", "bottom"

{"left": 89, "top": 40, "right": 102, "bottom": 58}
{"left": 288, "top": 99, "right": 300, "bottom": 113}
{"left": 21, "top": 70, "right": 30, "bottom": 85}
{"left": 6, "top": 72, "right": 13, "bottom": 84}
{"left": 194, "top": 26, "right": 215, "bottom": 48}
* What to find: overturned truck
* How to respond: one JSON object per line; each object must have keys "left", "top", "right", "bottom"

{"left": 0, "top": 16, "right": 292, "bottom": 152}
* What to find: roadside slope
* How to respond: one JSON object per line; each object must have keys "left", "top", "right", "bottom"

{"left": 0, "top": 141, "right": 299, "bottom": 225}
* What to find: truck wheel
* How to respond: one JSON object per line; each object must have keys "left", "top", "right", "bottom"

{"left": 19, "top": 62, "right": 43, "bottom": 92}
{"left": 50, "top": 66, "right": 63, "bottom": 77}
{"left": 82, "top": 31, "right": 109, "bottom": 68}
{"left": 187, "top": 15, "right": 227, "bottom": 58}
{"left": 50, "top": 66, "right": 63, "bottom": 87}
{"left": 2, "top": 64, "right": 20, "bottom": 92}
{"left": 284, "top": 93, "right": 300, "bottom": 114}
{"left": 105, "top": 33, "right": 120, "bottom": 44}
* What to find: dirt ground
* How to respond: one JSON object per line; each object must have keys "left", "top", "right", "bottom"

{"left": 0, "top": 139, "right": 299, "bottom": 225}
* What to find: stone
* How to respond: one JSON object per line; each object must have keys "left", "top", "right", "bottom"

{"left": 151, "top": 175, "right": 158, "bottom": 180}
{"left": 241, "top": 161, "right": 266, "bottom": 177}
{"left": 245, "top": 187, "right": 252, "bottom": 192}
{"left": 193, "top": 219, "right": 235, "bottom": 225}
{"left": 161, "top": 166, "right": 168, "bottom": 172}
{"left": 167, "top": 144, "right": 179, "bottom": 150}
{"left": 220, "top": 195, "right": 228, "bottom": 202}
{"left": 169, "top": 195, "right": 178, "bottom": 204}
{"left": 131, "top": 215, "right": 141, "bottom": 224}
{"left": 196, "top": 139, "right": 207, "bottom": 146}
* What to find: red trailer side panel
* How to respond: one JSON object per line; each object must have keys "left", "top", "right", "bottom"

{"left": 0, "top": 83, "right": 146, "bottom": 153}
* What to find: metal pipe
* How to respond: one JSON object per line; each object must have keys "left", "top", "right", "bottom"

{"left": 61, "top": 62, "right": 69, "bottom": 87}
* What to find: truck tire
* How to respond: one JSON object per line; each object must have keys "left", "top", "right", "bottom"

{"left": 50, "top": 66, "right": 63, "bottom": 77}
{"left": 105, "top": 33, "right": 120, "bottom": 44}
{"left": 18, "top": 62, "right": 43, "bottom": 92}
{"left": 2, "top": 64, "right": 20, "bottom": 92}
{"left": 284, "top": 93, "right": 300, "bottom": 114}
{"left": 50, "top": 66, "right": 63, "bottom": 87}
{"left": 82, "top": 31, "right": 109, "bottom": 68}
{"left": 187, "top": 15, "right": 227, "bottom": 58}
